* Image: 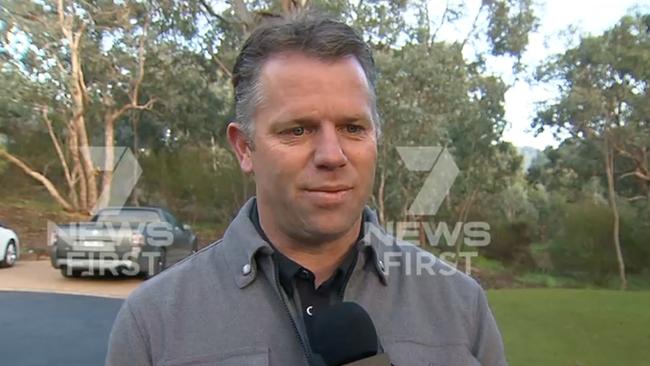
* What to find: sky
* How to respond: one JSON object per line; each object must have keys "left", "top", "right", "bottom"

{"left": 463, "top": 0, "right": 650, "bottom": 150}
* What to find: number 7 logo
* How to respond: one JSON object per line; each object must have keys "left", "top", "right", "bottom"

{"left": 90, "top": 146, "right": 142, "bottom": 214}
{"left": 396, "top": 146, "right": 459, "bottom": 216}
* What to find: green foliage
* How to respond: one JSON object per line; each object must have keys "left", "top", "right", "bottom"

{"left": 606, "top": 269, "right": 650, "bottom": 290}
{"left": 530, "top": 13, "right": 650, "bottom": 289}
{"left": 496, "top": 180, "right": 539, "bottom": 222}
{"left": 0, "top": 133, "right": 6, "bottom": 173}
{"left": 518, "top": 191, "right": 650, "bottom": 285}
{"left": 533, "top": 13, "right": 650, "bottom": 135}
{"left": 547, "top": 201, "right": 617, "bottom": 283}
{"left": 0, "top": 1, "right": 551, "bottom": 270}
{"left": 514, "top": 272, "right": 583, "bottom": 288}
{"left": 0, "top": 0, "right": 538, "bottom": 213}
{"left": 533, "top": 13, "right": 650, "bottom": 199}
{"left": 138, "top": 144, "right": 250, "bottom": 224}
{"left": 373, "top": 42, "right": 480, "bottom": 220}
{"left": 487, "top": 0, "right": 538, "bottom": 59}
{"left": 483, "top": 220, "right": 534, "bottom": 269}
{"left": 473, "top": 255, "right": 507, "bottom": 272}
{"left": 372, "top": 35, "right": 523, "bottom": 223}
{"left": 618, "top": 201, "right": 650, "bottom": 273}
{"left": 527, "top": 138, "right": 603, "bottom": 195}
{"left": 2, "top": 2, "right": 645, "bottom": 292}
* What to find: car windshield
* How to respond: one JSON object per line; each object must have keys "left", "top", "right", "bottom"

{"left": 94, "top": 209, "right": 161, "bottom": 223}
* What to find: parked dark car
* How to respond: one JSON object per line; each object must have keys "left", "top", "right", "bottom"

{"left": 49, "top": 207, "right": 197, "bottom": 278}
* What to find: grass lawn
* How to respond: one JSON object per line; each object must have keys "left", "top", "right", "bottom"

{"left": 487, "top": 289, "right": 650, "bottom": 366}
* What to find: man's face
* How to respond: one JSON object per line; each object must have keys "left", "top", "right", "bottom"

{"left": 231, "top": 52, "right": 377, "bottom": 243}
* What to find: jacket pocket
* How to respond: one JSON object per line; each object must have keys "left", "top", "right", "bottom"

{"left": 383, "top": 339, "right": 480, "bottom": 366}
{"left": 161, "top": 346, "right": 269, "bottom": 366}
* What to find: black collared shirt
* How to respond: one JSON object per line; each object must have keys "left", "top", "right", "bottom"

{"left": 249, "top": 202, "right": 360, "bottom": 344}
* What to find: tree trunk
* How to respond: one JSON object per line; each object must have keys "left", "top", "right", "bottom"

{"left": 72, "top": 94, "right": 98, "bottom": 211}
{"left": 3, "top": 0, "right": 150, "bottom": 214}
{"left": 454, "top": 189, "right": 477, "bottom": 263}
{"left": 43, "top": 108, "right": 79, "bottom": 210}
{"left": 68, "top": 121, "right": 88, "bottom": 212}
{"left": 604, "top": 136, "right": 627, "bottom": 290}
{"left": 65, "top": 7, "right": 98, "bottom": 211}
{"left": 75, "top": 117, "right": 98, "bottom": 210}
{"left": 0, "top": 150, "right": 74, "bottom": 212}
{"left": 130, "top": 110, "right": 140, "bottom": 206}
{"left": 98, "top": 117, "right": 115, "bottom": 210}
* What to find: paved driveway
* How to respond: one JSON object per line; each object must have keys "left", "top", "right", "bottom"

{"left": 0, "top": 291, "right": 123, "bottom": 366}
{"left": 0, "top": 260, "right": 141, "bottom": 298}
{"left": 0, "top": 261, "right": 140, "bottom": 365}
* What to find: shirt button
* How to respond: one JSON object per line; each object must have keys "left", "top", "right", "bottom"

{"left": 306, "top": 305, "right": 314, "bottom": 316}
{"left": 378, "top": 260, "right": 385, "bottom": 272}
{"left": 242, "top": 264, "right": 252, "bottom": 276}
{"left": 299, "top": 269, "right": 310, "bottom": 279}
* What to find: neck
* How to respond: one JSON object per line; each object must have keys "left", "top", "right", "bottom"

{"left": 259, "top": 210, "right": 362, "bottom": 286}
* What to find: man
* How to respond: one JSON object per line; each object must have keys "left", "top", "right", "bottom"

{"left": 106, "top": 14, "right": 506, "bottom": 366}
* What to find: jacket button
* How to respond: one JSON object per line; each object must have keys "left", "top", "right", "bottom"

{"left": 242, "top": 264, "right": 252, "bottom": 276}
{"left": 299, "top": 269, "right": 311, "bottom": 279}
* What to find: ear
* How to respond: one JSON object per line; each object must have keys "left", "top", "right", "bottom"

{"left": 227, "top": 122, "right": 254, "bottom": 174}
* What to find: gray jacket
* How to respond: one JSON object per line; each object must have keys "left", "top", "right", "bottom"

{"left": 106, "top": 198, "right": 507, "bottom": 366}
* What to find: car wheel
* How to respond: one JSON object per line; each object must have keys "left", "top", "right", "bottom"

{"left": 146, "top": 247, "right": 167, "bottom": 279}
{"left": 60, "top": 267, "right": 83, "bottom": 278}
{"left": 0, "top": 240, "right": 17, "bottom": 268}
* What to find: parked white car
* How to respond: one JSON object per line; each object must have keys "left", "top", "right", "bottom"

{"left": 0, "top": 222, "right": 19, "bottom": 267}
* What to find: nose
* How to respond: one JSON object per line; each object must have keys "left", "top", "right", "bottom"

{"left": 313, "top": 124, "right": 348, "bottom": 170}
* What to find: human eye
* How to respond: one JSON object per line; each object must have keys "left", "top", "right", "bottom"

{"left": 279, "top": 126, "right": 306, "bottom": 136}
{"left": 290, "top": 126, "right": 305, "bottom": 136}
{"left": 344, "top": 124, "right": 365, "bottom": 134}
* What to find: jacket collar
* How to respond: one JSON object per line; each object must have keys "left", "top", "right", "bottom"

{"left": 221, "top": 197, "right": 389, "bottom": 289}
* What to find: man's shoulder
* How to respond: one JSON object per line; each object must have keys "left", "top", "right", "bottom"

{"left": 125, "top": 240, "right": 227, "bottom": 309}
{"left": 383, "top": 239, "right": 484, "bottom": 303}
{"left": 365, "top": 223, "right": 482, "bottom": 294}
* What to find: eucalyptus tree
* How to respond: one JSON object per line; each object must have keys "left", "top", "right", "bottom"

{"left": 534, "top": 13, "right": 650, "bottom": 289}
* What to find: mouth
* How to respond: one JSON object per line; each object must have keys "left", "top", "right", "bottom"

{"left": 305, "top": 186, "right": 353, "bottom": 193}
{"left": 303, "top": 186, "right": 353, "bottom": 206}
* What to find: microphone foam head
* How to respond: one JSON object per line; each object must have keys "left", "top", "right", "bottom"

{"left": 311, "top": 302, "right": 379, "bottom": 366}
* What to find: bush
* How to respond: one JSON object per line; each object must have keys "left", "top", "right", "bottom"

{"left": 138, "top": 145, "right": 251, "bottom": 225}
{"left": 548, "top": 201, "right": 618, "bottom": 284}
{"left": 514, "top": 272, "right": 584, "bottom": 288}
{"left": 482, "top": 220, "right": 535, "bottom": 270}
{"left": 547, "top": 199, "right": 650, "bottom": 283}
{"left": 618, "top": 201, "right": 650, "bottom": 274}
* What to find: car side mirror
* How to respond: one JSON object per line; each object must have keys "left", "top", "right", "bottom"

{"left": 182, "top": 224, "right": 191, "bottom": 231}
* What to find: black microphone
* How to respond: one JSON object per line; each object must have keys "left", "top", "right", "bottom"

{"left": 311, "top": 302, "right": 391, "bottom": 366}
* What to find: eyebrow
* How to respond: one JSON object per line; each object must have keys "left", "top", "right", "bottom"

{"left": 338, "top": 115, "right": 372, "bottom": 125}
{"left": 270, "top": 117, "right": 319, "bottom": 132}
{"left": 273, "top": 114, "right": 372, "bottom": 129}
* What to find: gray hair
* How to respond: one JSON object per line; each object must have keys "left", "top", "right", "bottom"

{"left": 231, "top": 13, "right": 381, "bottom": 142}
